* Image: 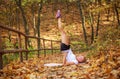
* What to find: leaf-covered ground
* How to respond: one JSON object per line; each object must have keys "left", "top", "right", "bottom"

{"left": 0, "top": 50, "right": 120, "bottom": 79}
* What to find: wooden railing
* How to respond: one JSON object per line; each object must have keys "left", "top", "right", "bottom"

{"left": 0, "top": 24, "right": 60, "bottom": 69}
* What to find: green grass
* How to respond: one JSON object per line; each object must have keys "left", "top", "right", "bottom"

{"left": 3, "top": 53, "right": 19, "bottom": 66}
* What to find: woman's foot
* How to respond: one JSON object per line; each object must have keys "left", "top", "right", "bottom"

{"left": 56, "top": 10, "right": 61, "bottom": 18}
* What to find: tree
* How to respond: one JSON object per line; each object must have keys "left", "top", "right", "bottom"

{"left": 89, "top": 12, "right": 94, "bottom": 44}
{"left": 114, "top": 2, "right": 120, "bottom": 28}
{"left": 96, "top": 11, "right": 100, "bottom": 37}
{"left": 0, "top": 29, "right": 3, "bottom": 69}
{"left": 36, "top": 0, "right": 43, "bottom": 57}
{"left": 31, "top": 2, "right": 37, "bottom": 36}
{"left": 77, "top": 0, "right": 88, "bottom": 44}
{"left": 66, "top": 0, "right": 69, "bottom": 13}
{"left": 15, "top": 0, "right": 29, "bottom": 35}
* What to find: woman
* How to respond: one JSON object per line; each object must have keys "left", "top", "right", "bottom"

{"left": 56, "top": 10, "right": 85, "bottom": 66}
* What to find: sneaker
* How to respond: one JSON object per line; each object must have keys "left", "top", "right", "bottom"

{"left": 56, "top": 10, "right": 61, "bottom": 18}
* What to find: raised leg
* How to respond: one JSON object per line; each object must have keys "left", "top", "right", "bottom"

{"left": 57, "top": 18, "right": 70, "bottom": 45}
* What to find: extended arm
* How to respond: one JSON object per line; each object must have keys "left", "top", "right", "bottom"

{"left": 62, "top": 52, "right": 67, "bottom": 65}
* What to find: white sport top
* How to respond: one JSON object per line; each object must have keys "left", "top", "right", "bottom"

{"left": 63, "top": 48, "right": 78, "bottom": 64}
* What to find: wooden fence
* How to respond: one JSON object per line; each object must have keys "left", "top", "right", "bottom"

{"left": 0, "top": 24, "right": 60, "bottom": 69}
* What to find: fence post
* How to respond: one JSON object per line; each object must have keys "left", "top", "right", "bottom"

{"left": 43, "top": 39, "right": 46, "bottom": 57}
{"left": 51, "top": 40, "right": 53, "bottom": 55}
{"left": 0, "top": 53, "right": 2, "bottom": 69}
{"left": 18, "top": 34, "right": 23, "bottom": 62}
{"left": 0, "top": 29, "right": 3, "bottom": 69}
{"left": 37, "top": 38, "right": 40, "bottom": 58}
{"left": 25, "top": 37, "right": 28, "bottom": 60}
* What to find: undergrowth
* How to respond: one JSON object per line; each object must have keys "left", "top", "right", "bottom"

{"left": 87, "top": 27, "right": 120, "bottom": 58}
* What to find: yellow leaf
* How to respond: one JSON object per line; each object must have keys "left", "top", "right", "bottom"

{"left": 108, "top": 60, "right": 116, "bottom": 67}
{"left": 105, "top": 65, "right": 112, "bottom": 73}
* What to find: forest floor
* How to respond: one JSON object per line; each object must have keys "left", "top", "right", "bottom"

{"left": 0, "top": 50, "right": 120, "bottom": 79}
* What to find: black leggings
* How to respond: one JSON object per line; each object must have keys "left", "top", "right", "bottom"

{"left": 60, "top": 43, "right": 70, "bottom": 51}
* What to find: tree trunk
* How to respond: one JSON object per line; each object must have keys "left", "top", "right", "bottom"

{"left": 98, "top": 0, "right": 102, "bottom": 5}
{"left": 96, "top": 12, "right": 100, "bottom": 37}
{"left": 106, "top": 9, "right": 110, "bottom": 21}
{"left": 47, "top": 0, "right": 51, "bottom": 3}
{"left": 89, "top": 12, "right": 94, "bottom": 44}
{"left": 77, "top": 0, "right": 88, "bottom": 44}
{"left": 31, "top": 4, "right": 37, "bottom": 36}
{"left": 15, "top": 0, "right": 29, "bottom": 35}
{"left": 16, "top": 7, "right": 20, "bottom": 30}
{"left": 36, "top": 1, "right": 43, "bottom": 57}
{"left": 5, "top": 3, "right": 12, "bottom": 42}
{"left": 19, "top": 6, "right": 29, "bottom": 35}
{"left": 114, "top": 3, "right": 120, "bottom": 28}
{"left": 66, "top": 0, "right": 69, "bottom": 13}
{"left": 106, "top": 0, "right": 111, "bottom": 21}
{"left": 52, "top": 0, "right": 58, "bottom": 16}
{"left": 0, "top": 28, "right": 3, "bottom": 69}
{"left": 15, "top": 0, "right": 31, "bottom": 47}
{"left": 52, "top": 3, "right": 55, "bottom": 16}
